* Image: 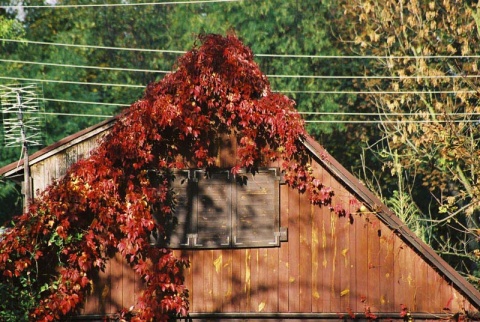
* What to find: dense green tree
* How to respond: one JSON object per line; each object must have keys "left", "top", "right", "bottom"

{"left": 0, "top": 14, "right": 24, "bottom": 224}
{"left": 1, "top": 0, "right": 370, "bottom": 167}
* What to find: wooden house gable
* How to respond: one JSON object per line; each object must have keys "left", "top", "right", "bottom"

{"left": 1, "top": 122, "right": 480, "bottom": 320}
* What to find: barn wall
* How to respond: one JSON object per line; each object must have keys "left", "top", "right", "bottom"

{"left": 15, "top": 128, "right": 477, "bottom": 318}
{"left": 173, "top": 154, "right": 475, "bottom": 316}
{"left": 77, "top": 172, "right": 474, "bottom": 318}
{"left": 77, "top": 136, "right": 476, "bottom": 318}
{"left": 30, "top": 130, "right": 107, "bottom": 193}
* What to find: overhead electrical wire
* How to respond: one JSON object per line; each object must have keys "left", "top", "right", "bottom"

{"left": 3, "top": 59, "right": 480, "bottom": 89}
{"left": 267, "top": 74, "right": 480, "bottom": 80}
{"left": 306, "top": 119, "right": 480, "bottom": 124}
{"left": 0, "top": 59, "right": 170, "bottom": 74}
{"left": 4, "top": 38, "right": 480, "bottom": 60}
{"left": 281, "top": 90, "right": 479, "bottom": 94}
{"left": 2, "top": 39, "right": 480, "bottom": 121}
{"left": 0, "top": 59, "right": 480, "bottom": 83}
{"left": 0, "top": 39, "right": 186, "bottom": 54}
{"left": 0, "top": 76, "right": 144, "bottom": 88}
{"left": 26, "top": 110, "right": 480, "bottom": 124}
{"left": 33, "top": 97, "right": 480, "bottom": 122}
{"left": 1, "top": 0, "right": 242, "bottom": 9}
{"left": 42, "top": 98, "right": 130, "bottom": 107}
{"left": 3, "top": 57, "right": 480, "bottom": 82}
{"left": 36, "top": 111, "right": 113, "bottom": 118}
{"left": 297, "top": 112, "right": 480, "bottom": 116}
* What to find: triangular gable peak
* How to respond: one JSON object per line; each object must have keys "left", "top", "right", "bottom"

{"left": 2, "top": 121, "right": 480, "bottom": 319}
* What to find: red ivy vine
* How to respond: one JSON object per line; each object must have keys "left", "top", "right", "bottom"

{"left": 0, "top": 34, "right": 344, "bottom": 321}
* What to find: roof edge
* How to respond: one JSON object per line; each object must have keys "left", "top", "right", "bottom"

{"left": 302, "top": 134, "right": 480, "bottom": 311}
{"left": 0, "top": 116, "right": 117, "bottom": 178}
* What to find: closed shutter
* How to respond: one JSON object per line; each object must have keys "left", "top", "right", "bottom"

{"left": 193, "top": 170, "right": 231, "bottom": 248}
{"left": 233, "top": 169, "right": 280, "bottom": 247}
{"left": 163, "top": 168, "right": 281, "bottom": 249}
{"left": 167, "top": 170, "right": 193, "bottom": 247}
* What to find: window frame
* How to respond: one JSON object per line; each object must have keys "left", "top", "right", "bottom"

{"left": 155, "top": 167, "right": 283, "bottom": 249}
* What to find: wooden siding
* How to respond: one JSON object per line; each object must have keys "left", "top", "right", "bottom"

{"left": 30, "top": 130, "right": 106, "bottom": 193}
{"left": 2, "top": 124, "right": 479, "bottom": 319}
{"left": 78, "top": 135, "right": 476, "bottom": 318}
{"left": 78, "top": 180, "right": 475, "bottom": 318}
{"left": 172, "top": 165, "right": 475, "bottom": 317}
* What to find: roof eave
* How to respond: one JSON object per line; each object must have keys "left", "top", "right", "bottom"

{"left": 302, "top": 134, "right": 480, "bottom": 310}
{"left": 0, "top": 117, "right": 117, "bottom": 179}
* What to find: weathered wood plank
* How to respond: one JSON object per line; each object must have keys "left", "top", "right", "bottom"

{"left": 346, "top": 198, "right": 358, "bottom": 314}
{"left": 393, "top": 240, "right": 409, "bottom": 313}
{"left": 229, "top": 249, "right": 242, "bottom": 312}
{"left": 311, "top": 203, "right": 322, "bottom": 312}
{"left": 249, "top": 248, "right": 259, "bottom": 312}
{"left": 191, "top": 250, "right": 204, "bottom": 312}
{"left": 355, "top": 209, "right": 369, "bottom": 314}
{"left": 378, "top": 226, "right": 395, "bottom": 312}
{"left": 212, "top": 249, "right": 223, "bottom": 312}
{"left": 366, "top": 215, "right": 381, "bottom": 313}
{"left": 204, "top": 250, "right": 214, "bottom": 311}
{"left": 288, "top": 188, "right": 300, "bottom": 312}
{"left": 109, "top": 253, "right": 124, "bottom": 313}
{"left": 243, "top": 248, "right": 251, "bottom": 312}
{"left": 299, "top": 190, "right": 312, "bottom": 312}
{"left": 278, "top": 183, "right": 289, "bottom": 313}
{"left": 338, "top": 194, "right": 353, "bottom": 313}
{"left": 221, "top": 249, "right": 234, "bottom": 312}
{"left": 265, "top": 247, "right": 279, "bottom": 312}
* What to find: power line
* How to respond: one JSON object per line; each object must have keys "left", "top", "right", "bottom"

{"left": 0, "top": 59, "right": 171, "bottom": 74}
{"left": 1, "top": 0, "right": 241, "bottom": 9}
{"left": 2, "top": 67, "right": 479, "bottom": 91}
{"left": 298, "top": 112, "right": 480, "bottom": 116}
{"left": 40, "top": 97, "right": 480, "bottom": 118}
{"left": 4, "top": 57, "right": 480, "bottom": 81}
{"left": 34, "top": 97, "right": 480, "bottom": 120}
{"left": 42, "top": 98, "right": 129, "bottom": 107}
{"left": 26, "top": 110, "right": 480, "bottom": 124}
{"left": 0, "top": 38, "right": 186, "bottom": 54}
{"left": 256, "top": 54, "right": 480, "bottom": 59}
{"left": 24, "top": 111, "right": 113, "bottom": 118}
{"left": 4, "top": 38, "right": 480, "bottom": 60}
{"left": 267, "top": 74, "right": 480, "bottom": 80}
{"left": 2, "top": 76, "right": 478, "bottom": 95}
{"left": 0, "top": 76, "right": 144, "bottom": 88}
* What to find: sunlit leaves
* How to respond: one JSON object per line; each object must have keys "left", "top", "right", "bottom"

{"left": 338, "top": 0, "right": 480, "bottom": 277}
{"left": 0, "top": 34, "right": 348, "bottom": 321}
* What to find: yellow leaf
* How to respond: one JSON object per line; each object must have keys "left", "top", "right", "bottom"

{"left": 340, "top": 289, "right": 350, "bottom": 297}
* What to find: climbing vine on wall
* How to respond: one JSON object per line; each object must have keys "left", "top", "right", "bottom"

{"left": 0, "top": 34, "right": 342, "bottom": 321}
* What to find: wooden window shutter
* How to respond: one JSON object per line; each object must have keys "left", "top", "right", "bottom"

{"left": 192, "top": 170, "right": 232, "bottom": 248}
{"left": 233, "top": 168, "right": 280, "bottom": 247}
{"left": 165, "top": 169, "right": 193, "bottom": 248}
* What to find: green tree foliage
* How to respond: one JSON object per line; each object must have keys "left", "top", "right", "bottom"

{"left": 0, "top": 15, "right": 24, "bottom": 227}
{"left": 336, "top": 0, "right": 480, "bottom": 281}
{"left": 0, "top": 0, "right": 368, "bottom": 167}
